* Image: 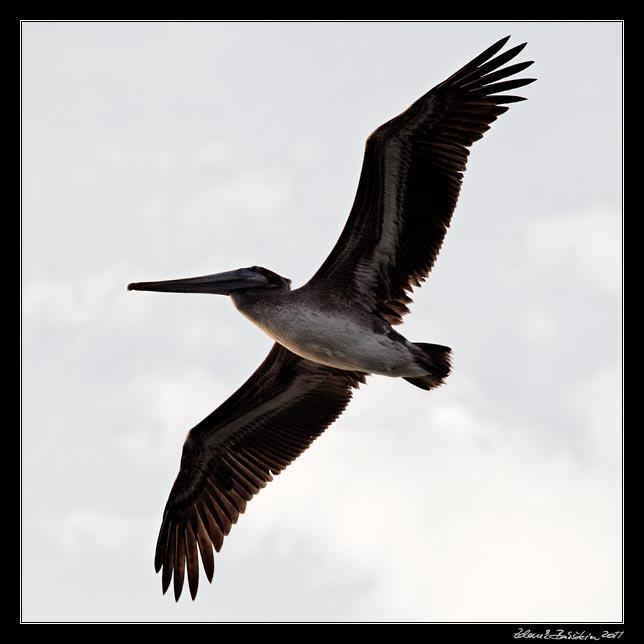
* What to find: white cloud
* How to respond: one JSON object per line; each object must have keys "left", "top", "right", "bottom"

{"left": 290, "top": 140, "right": 323, "bottom": 163}
{"left": 49, "top": 508, "right": 151, "bottom": 553}
{"left": 118, "top": 366, "right": 226, "bottom": 466}
{"left": 570, "top": 362, "right": 622, "bottom": 468}
{"left": 186, "top": 140, "right": 239, "bottom": 169}
{"left": 516, "top": 302, "right": 560, "bottom": 344}
{"left": 22, "top": 266, "right": 142, "bottom": 329}
{"left": 183, "top": 168, "right": 293, "bottom": 218}
{"left": 524, "top": 206, "right": 621, "bottom": 294}
{"left": 210, "top": 370, "right": 622, "bottom": 621}
{"left": 97, "top": 138, "right": 238, "bottom": 174}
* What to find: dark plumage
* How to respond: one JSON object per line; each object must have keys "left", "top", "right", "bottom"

{"left": 309, "top": 36, "right": 534, "bottom": 325}
{"left": 154, "top": 345, "right": 365, "bottom": 600}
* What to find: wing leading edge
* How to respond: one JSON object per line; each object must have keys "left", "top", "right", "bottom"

{"left": 307, "top": 36, "right": 535, "bottom": 325}
{"left": 155, "top": 343, "right": 365, "bottom": 600}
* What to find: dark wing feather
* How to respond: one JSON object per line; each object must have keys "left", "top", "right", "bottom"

{"left": 307, "top": 36, "right": 535, "bottom": 325}
{"left": 154, "top": 343, "right": 365, "bottom": 600}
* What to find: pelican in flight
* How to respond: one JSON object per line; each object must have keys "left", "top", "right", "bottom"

{"left": 129, "top": 36, "right": 534, "bottom": 600}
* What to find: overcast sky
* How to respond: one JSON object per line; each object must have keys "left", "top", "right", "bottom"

{"left": 21, "top": 21, "right": 622, "bottom": 622}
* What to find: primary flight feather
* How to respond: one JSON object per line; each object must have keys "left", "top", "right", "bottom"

{"left": 128, "top": 36, "right": 535, "bottom": 600}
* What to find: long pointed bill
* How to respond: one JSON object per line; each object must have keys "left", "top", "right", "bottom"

{"left": 127, "top": 268, "right": 269, "bottom": 295}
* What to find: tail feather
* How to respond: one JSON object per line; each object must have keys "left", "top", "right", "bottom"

{"left": 404, "top": 343, "right": 452, "bottom": 391}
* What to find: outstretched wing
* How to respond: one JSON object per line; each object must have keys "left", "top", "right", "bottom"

{"left": 307, "top": 36, "right": 535, "bottom": 325}
{"left": 154, "top": 343, "right": 365, "bottom": 600}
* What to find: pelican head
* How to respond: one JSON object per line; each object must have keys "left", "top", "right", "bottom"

{"left": 128, "top": 266, "right": 291, "bottom": 296}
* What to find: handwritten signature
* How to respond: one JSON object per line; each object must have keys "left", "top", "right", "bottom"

{"left": 514, "top": 629, "right": 624, "bottom": 640}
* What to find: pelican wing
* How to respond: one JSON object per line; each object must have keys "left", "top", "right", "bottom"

{"left": 308, "top": 36, "right": 535, "bottom": 324}
{"left": 154, "top": 343, "right": 365, "bottom": 600}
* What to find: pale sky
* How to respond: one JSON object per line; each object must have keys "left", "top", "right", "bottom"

{"left": 21, "top": 21, "right": 622, "bottom": 622}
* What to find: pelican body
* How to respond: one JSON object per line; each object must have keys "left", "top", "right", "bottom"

{"left": 234, "top": 284, "right": 446, "bottom": 383}
{"left": 130, "top": 267, "right": 450, "bottom": 387}
{"left": 128, "top": 36, "right": 535, "bottom": 601}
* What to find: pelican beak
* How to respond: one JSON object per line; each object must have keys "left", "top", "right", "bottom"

{"left": 127, "top": 268, "right": 270, "bottom": 295}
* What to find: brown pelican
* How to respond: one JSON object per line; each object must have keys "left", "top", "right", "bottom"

{"left": 128, "top": 36, "right": 534, "bottom": 600}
